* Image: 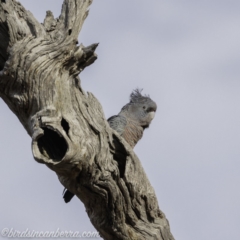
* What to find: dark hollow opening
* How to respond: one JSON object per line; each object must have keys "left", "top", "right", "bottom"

{"left": 111, "top": 136, "right": 127, "bottom": 178}
{"left": 68, "top": 29, "right": 72, "bottom": 35}
{"left": 61, "top": 118, "right": 70, "bottom": 136}
{"left": 0, "top": 22, "right": 10, "bottom": 70}
{"left": 37, "top": 127, "right": 68, "bottom": 162}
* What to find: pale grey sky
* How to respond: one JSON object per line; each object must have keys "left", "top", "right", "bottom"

{"left": 1, "top": 1, "right": 240, "bottom": 239}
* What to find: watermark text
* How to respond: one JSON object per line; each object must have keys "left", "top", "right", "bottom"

{"left": 1, "top": 228, "right": 100, "bottom": 238}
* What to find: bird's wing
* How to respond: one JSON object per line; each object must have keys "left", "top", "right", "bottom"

{"left": 107, "top": 115, "right": 127, "bottom": 136}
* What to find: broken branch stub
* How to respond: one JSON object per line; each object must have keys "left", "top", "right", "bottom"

{"left": 0, "top": 1, "right": 174, "bottom": 239}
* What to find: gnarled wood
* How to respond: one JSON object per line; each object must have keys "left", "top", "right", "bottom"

{"left": 0, "top": 1, "right": 175, "bottom": 239}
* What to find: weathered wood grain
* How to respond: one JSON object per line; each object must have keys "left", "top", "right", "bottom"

{"left": 0, "top": 1, "right": 174, "bottom": 239}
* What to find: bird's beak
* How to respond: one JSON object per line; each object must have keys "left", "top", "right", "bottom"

{"left": 148, "top": 111, "right": 155, "bottom": 121}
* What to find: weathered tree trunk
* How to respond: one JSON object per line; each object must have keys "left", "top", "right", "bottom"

{"left": 0, "top": 1, "right": 174, "bottom": 239}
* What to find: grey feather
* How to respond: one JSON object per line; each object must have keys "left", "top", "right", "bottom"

{"left": 107, "top": 115, "right": 127, "bottom": 135}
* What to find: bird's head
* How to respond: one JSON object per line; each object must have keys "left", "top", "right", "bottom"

{"left": 121, "top": 89, "right": 157, "bottom": 129}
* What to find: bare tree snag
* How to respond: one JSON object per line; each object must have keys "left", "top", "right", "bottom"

{"left": 0, "top": 1, "right": 175, "bottom": 239}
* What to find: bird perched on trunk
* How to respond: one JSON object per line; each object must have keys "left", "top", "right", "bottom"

{"left": 108, "top": 89, "right": 157, "bottom": 148}
{"left": 63, "top": 89, "right": 157, "bottom": 203}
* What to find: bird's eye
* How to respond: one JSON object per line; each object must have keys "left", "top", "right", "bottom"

{"left": 143, "top": 106, "right": 146, "bottom": 109}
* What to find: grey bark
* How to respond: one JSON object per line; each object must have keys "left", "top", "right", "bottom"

{"left": 0, "top": 1, "right": 175, "bottom": 239}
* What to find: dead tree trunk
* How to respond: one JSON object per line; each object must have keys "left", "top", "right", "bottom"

{"left": 0, "top": 1, "right": 174, "bottom": 239}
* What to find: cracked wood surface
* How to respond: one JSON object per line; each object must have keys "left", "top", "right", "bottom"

{"left": 0, "top": 1, "right": 175, "bottom": 239}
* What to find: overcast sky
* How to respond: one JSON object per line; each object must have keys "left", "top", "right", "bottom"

{"left": 1, "top": 0, "right": 240, "bottom": 239}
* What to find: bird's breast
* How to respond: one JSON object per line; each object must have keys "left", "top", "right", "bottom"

{"left": 122, "top": 120, "right": 143, "bottom": 148}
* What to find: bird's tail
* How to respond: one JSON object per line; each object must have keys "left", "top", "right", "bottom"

{"left": 63, "top": 189, "right": 75, "bottom": 203}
